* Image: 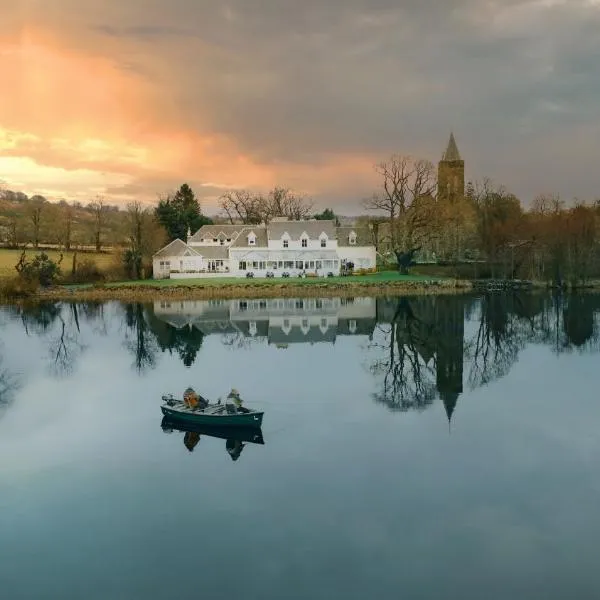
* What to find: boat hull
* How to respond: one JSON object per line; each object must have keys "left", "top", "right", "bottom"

{"left": 161, "top": 404, "right": 264, "bottom": 427}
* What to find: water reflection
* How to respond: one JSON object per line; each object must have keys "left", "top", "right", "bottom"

{"left": 161, "top": 416, "right": 265, "bottom": 461}
{"left": 2, "top": 292, "right": 600, "bottom": 422}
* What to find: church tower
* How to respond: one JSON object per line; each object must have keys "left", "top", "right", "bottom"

{"left": 437, "top": 132, "right": 465, "bottom": 203}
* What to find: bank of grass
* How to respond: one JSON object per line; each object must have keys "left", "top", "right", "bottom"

{"left": 0, "top": 248, "right": 114, "bottom": 278}
{"left": 38, "top": 271, "right": 472, "bottom": 301}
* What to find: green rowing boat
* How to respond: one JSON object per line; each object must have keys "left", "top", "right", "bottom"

{"left": 161, "top": 395, "right": 264, "bottom": 427}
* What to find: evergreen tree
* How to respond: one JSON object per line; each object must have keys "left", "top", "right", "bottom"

{"left": 314, "top": 208, "right": 340, "bottom": 226}
{"left": 155, "top": 183, "right": 212, "bottom": 242}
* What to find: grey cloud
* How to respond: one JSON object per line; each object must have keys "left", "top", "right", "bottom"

{"left": 17, "top": 0, "right": 600, "bottom": 204}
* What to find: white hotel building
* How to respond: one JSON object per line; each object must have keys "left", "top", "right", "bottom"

{"left": 152, "top": 218, "right": 376, "bottom": 279}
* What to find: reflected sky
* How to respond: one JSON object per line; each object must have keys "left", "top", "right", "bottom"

{"left": 1, "top": 294, "right": 600, "bottom": 600}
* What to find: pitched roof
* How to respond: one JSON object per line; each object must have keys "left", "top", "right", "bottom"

{"left": 188, "top": 224, "right": 253, "bottom": 244}
{"left": 229, "top": 227, "right": 269, "bottom": 248}
{"left": 336, "top": 227, "right": 374, "bottom": 247}
{"left": 268, "top": 324, "right": 336, "bottom": 345}
{"left": 194, "top": 246, "right": 230, "bottom": 259}
{"left": 268, "top": 220, "right": 337, "bottom": 241}
{"left": 441, "top": 132, "right": 462, "bottom": 162}
{"left": 153, "top": 239, "right": 200, "bottom": 258}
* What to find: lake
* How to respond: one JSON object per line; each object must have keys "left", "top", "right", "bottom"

{"left": 1, "top": 293, "right": 600, "bottom": 599}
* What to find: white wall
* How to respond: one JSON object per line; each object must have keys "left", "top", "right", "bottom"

{"left": 229, "top": 248, "right": 341, "bottom": 277}
{"left": 337, "top": 246, "right": 377, "bottom": 269}
{"left": 267, "top": 235, "right": 337, "bottom": 251}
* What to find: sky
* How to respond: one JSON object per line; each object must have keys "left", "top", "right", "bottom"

{"left": 1, "top": 1, "right": 599, "bottom": 214}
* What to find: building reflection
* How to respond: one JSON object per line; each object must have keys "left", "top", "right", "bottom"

{"left": 152, "top": 297, "right": 377, "bottom": 348}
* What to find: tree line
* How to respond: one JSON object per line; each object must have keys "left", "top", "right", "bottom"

{"left": 358, "top": 153, "right": 600, "bottom": 286}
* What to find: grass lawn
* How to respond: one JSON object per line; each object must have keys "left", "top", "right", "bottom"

{"left": 98, "top": 271, "right": 445, "bottom": 288}
{"left": 0, "top": 248, "right": 115, "bottom": 278}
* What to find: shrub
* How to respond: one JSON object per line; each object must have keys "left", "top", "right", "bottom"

{"left": 64, "top": 259, "right": 105, "bottom": 284}
{"left": 0, "top": 276, "right": 39, "bottom": 299}
{"left": 16, "top": 252, "right": 61, "bottom": 287}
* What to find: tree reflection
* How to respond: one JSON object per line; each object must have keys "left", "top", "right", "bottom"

{"left": 122, "top": 304, "right": 158, "bottom": 373}
{"left": 145, "top": 305, "right": 205, "bottom": 367}
{"left": 0, "top": 353, "right": 19, "bottom": 411}
{"left": 369, "top": 297, "right": 442, "bottom": 413}
{"left": 370, "top": 292, "right": 600, "bottom": 421}
{"left": 9, "top": 302, "right": 85, "bottom": 376}
{"left": 47, "top": 304, "right": 86, "bottom": 376}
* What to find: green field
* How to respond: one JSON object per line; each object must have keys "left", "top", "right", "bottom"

{"left": 0, "top": 248, "right": 115, "bottom": 278}
{"left": 96, "top": 270, "right": 444, "bottom": 288}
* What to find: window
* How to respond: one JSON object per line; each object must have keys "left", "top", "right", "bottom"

{"left": 302, "top": 319, "right": 309, "bottom": 328}
{"left": 220, "top": 239, "right": 225, "bottom": 245}
{"left": 321, "top": 239, "right": 326, "bottom": 247}
{"left": 278, "top": 261, "right": 283, "bottom": 268}
{"left": 316, "top": 299, "right": 323, "bottom": 309}
{"left": 349, "top": 235, "right": 357, "bottom": 245}
{"left": 295, "top": 261, "right": 303, "bottom": 269}
{"left": 283, "top": 239, "right": 289, "bottom": 248}
{"left": 321, "top": 318, "right": 327, "bottom": 328}
{"left": 315, "top": 261, "right": 322, "bottom": 269}
{"left": 239, "top": 261, "right": 247, "bottom": 270}
{"left": 213, "top": 238, "right": 218, "bottom": 242}
{"left": 283, "top": 319, "right": 290, "bottom": 328}
{"left": 349, "top": 319, "right": 357, "bottom": 333}
{"left": 309, "top": 261, "right": 315, "bottom": 269}
{"left": 249, "top": 321, "right": 257, "bottom": 336}
{"left": 252, "top": 261, "right": 259, "bottom": 269}
{"left": 226, "top": 238, "right": 231, "bottom": 242}
{"left": 284, "top": 261, "right": 294, "bottom": 268}
{"left": 301, "top": 238, "right": 308, "bottom": 247}
{"left": 239, "top": 301, "right": 248, "bottom": 311}
{"left": 296, "top": 300, "right": 304, "bottom": 309}
{"left": 249, "top": 237, "right": 256, "bottom": 246}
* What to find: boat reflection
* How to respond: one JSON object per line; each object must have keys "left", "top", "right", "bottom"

{"left": 160, "top": 416, "right": 264, "bottom": 461}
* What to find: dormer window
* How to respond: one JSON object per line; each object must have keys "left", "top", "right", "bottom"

{"left": 213, "top": 238, "right": 218, "bottom": 243}
{"left": 301, "top": 238, "right": 308, "bottom": 248}
{"left": 321, "top": 239, "right": 326, "bottom": 248}
{"left": 349, "top": 232, "right": 357, "bottom": 245}
{"left": 283, "top": 239, "right": 289, "bottom": 248}
{"left": 248, "top": 232, "right": 256, "bottom": 246}
{"left": 220, "top": 239, "right": 225, "bottom": 245}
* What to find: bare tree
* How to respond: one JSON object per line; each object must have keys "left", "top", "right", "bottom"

{"left": 363, "top": 155, "right": 437, "bottom": 251}
{"left": 89, "top": 195, "right": 108, "bottom": 252}
{"left": 27, "top": 195, "right": 46, "bottom": 248}
{"left": 219, "top": 186, "right": 314, "bottom": 224}
{"left": 219, "top": 190, "right": 264, "bottom": 224}
{"left": 124, "top": 201, "right": 164, "bottom": 279}
{"left": 60, "top": 202, "right": 73, "bottom": 251}
{"left": 265, "top": 187, "right": 314, "bottom": 222}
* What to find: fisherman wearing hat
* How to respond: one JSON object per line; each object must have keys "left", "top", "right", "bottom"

{"left": 227, "top": 388, "right": 242, "bottom": 408}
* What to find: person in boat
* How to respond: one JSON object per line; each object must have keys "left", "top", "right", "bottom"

{"left": 226, "top": 438, "right": 245, "bottom": 461}
{"left": 226, "top": 388, "right": 249, "bottom": 414}
{"left": 183, "top": 387, "right": 208, "bottom": 410}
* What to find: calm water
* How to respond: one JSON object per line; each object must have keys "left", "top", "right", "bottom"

{"left": 1, "top": 293, "right": 600, "bottom": 599}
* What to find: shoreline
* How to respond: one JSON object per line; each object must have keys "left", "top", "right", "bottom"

{"left": 34, "top": 279, "right": 473, "bottom": 302}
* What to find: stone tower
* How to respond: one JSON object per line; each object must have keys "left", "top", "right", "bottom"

{"left": 437, "top": 132, "right": 465, "bottom": 203}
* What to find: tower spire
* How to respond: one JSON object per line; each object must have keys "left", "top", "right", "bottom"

{"left": 442, "top": 132, "right": 461, "bottom": 162}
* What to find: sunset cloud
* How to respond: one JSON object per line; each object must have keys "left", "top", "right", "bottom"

{"left": 1, "top": 1, "right": 599, "bottom": 212}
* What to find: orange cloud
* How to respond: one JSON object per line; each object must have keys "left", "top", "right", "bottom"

{"left": 0, "top": 27, "right": 273, "bottom": 204}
